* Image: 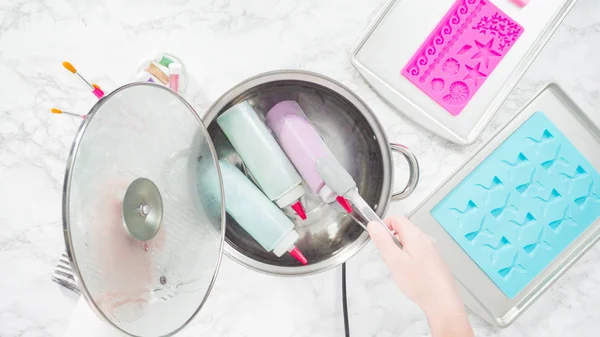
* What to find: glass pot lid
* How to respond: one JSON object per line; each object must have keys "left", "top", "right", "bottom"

{"left": 63, "top": 83, "right": 225, "bottom": 337}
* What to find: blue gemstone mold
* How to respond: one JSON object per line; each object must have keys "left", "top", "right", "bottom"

{"left": 431, "top": 112, "right": 600, "bottom": 298}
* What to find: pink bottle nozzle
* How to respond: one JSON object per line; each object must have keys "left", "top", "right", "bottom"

{"left": 336, "top": 196, "right": 353, "bottom": 213}
{"left": 289, "top": 246, "right": 308, "bottom": 265}
{"left": 291, "top": 201, "right": 307, "bottom": 220}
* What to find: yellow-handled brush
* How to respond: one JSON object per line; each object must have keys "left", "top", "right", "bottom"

{"left": 50, "top": 108, "right": 85, "bottom": 119}
{"left": 62, "top": 61, "right": 104, "bottom": 99}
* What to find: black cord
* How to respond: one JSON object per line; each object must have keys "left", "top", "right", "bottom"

{"left": 342, "top": 262, "right": 350, "bottom": 337}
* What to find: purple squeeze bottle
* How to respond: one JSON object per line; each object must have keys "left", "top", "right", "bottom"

{"left": 265, "top": 101, "right": 352, "bottom": 213}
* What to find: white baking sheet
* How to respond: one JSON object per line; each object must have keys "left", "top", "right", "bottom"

{"left": 409, "top": 84, "right": 600, "bottom": 326}
{"left": 352, "top": 0, "right": 577, "bottom": 144}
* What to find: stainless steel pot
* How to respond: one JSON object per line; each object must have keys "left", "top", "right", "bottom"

{"left": 202, "top": 70, "right": 420, "bottom": 275}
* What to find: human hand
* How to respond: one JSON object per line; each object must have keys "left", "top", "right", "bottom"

{"left": 368, "top": 216, "right": 474, "bottom": 337}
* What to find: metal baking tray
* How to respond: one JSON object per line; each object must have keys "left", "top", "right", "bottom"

{"left": 351, "top": 0, "right": 578, "bottom": 144}
{"left": 408, "top": 83, "right": 600, "bottom": 327}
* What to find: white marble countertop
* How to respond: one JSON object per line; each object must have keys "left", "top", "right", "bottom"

{"left": 1, "top": 0, "right": 600, "bottom": 336}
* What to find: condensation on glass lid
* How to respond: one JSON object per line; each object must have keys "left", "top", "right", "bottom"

{"left": 64, "top": 83, "right": 224, "bottom": 336}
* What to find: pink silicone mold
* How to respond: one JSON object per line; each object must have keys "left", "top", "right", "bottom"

{"left": 402, "top": 0, "right": 524, "bottom": 116}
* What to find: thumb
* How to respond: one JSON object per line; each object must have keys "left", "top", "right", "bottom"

{"left": 367, "top": 221, "right": 408, "bottom": 263}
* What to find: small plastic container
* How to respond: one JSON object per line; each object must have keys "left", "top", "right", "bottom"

{"left": 136, "top": 52, "right": 188, "bottom": 93}
{"left": 215, "top": 159, "right": 307, "bottom": 264}
{"left": 168, "top": 63, "right": 182, "bottom": 93}
{"left": 217, "top": 101, "right": 307, "bottom": 219}
{"left": 266, "top": 101, "right": 353, "bottom": 212}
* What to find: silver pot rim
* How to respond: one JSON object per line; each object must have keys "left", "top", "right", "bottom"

{"left": 202, "top": 69, "right": 410, "bottom": 276}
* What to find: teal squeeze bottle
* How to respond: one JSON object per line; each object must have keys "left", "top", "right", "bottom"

{"left": 203, "top": 158, "right": 308, "bottom": 264}
{"left": 217, "top": 101, "right": 307, "bottom": 220}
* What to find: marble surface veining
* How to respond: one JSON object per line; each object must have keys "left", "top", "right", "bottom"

{"left": 1, "top": 0, "right": 599, "bottom": 336}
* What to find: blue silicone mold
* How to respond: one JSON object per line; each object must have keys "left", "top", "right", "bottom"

{"left": 432, "top": 112, "right": 600, "bottom": 298}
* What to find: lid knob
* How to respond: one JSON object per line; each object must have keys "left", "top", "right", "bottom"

{"left": 122, "top": 177, "right": 163, "bottom": 241}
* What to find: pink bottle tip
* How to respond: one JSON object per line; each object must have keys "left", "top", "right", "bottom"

{"left": 291, "top": 201, "right": 307, "bottom": 220}
{"left": 336, "top": 196, "right": 353, "bottom": 213}
{"left": 289, "top": 247, "right": 308, "bottom": 265}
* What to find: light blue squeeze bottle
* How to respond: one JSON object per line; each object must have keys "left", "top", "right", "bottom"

{"left": 202, "top": 158, "right": 308, "bottom": 264}
{"left": 217, "top": 101, "right": 307, "bottom": 220}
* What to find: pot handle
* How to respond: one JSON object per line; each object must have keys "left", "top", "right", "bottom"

{"left": 390, "top": 143, "right": 420, "bottom": 201}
